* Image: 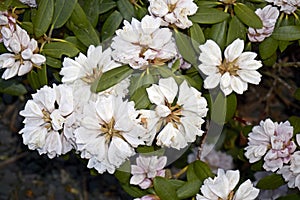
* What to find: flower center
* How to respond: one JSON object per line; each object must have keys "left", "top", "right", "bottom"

{"left": 100, "top": 118, "right": 122, "bottom": 143}
{"left": 81, "top": 68, "right": 103, "bottom": 84}
{"left": 218, "top": 60, "right": 239, "bottom": 76}
{"left": 165, "top": 101, "right": 182, "bottom": 128}
{"left": 168, "top": 3, "right": 177, "bottom": 12}
{"left": 42, "top": 109, "right": 52, "bottom": 129}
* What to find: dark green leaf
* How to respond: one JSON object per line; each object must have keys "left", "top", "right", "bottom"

{"left": 52, "top": 0, "right": 77, "bottom": 29}
{"left": 36, "top": 65, "right": 48, "bottom": 87}
{"left": 272, "top": 26, "right": 300, "bottom": 41}
{"left": 174, "top": 31, "right": 198, "bottom": 66}
{"left": 99, "top": 0, "right": 116, "bottom": 14}
{"left": 114, "top": 170, "right": 131, "bottom": 184}
{"left": 189, "top": 23, "right": 205, "bottom": 51}
{"left": 101, "top": 10, "right": 123, "bottom": 41}
{"left": 20, "top": 22, "right": 33, "bottom": 34}
{"left": 0, "top": 0, "right": 12, "bottom": 11}
{"left": 129, "top": 72, "right": 156, "bottom": 96}
{"left": 193, "top": 160, "right": 214, "bottom": 182}
{"left": 91, "top": 65, "right": 133, "bottom": 93}
{"left": 0, "top": 79, "right": 27, "bottom": 96}
{"left": 262, "top": 52, "right": 277, "bottom": 67}
{"left": 117, "top": 0, "right": 135, "bottom": 21}
{"left": 122, "top": 185, "right": 148, "bottom": 198}
{"left": 293, "top": 88, "right": 300, "bottom": 101}
{"left": 27, "top": 71, "right": 40, "bottom": 90}
{"left": 187, "top": 162, "right": 200, "bottom": 182}
{"left": 278, "top": 40, "right": 291, "bottom": 52}
{"left": 259, "top": 37, "right": 278, "bottom": 59}
{"left": 209, "top": 20, "right": 228, "bottom": 51}
{"left": 256, "top": 174, "right": 285, "bottom": 190}
{"left": 277, "top": 194, "right": 300, "bottom": 200}
{"left": 130, "top": 85, "right": 151, "bottom": 109}
{"left": 190, "top": 7, "right": 229, "bottom": 24}
{"left": 33, "top": 0, "right": 54, "bottom": 38}
{"left": 196, "top": 1, "right": 221, "bottom": 7}
{"left": 153, "top": 177, "right": 180, "bottom": 200}
{"left": 68, "top": 3, "right": 100, "bottom": 46}
{"left": 42, "top": 42, "right": 79, "bottom": 59}
{"left": 82, "top": 0, "right": 100, "bottom": 27}
{"left": 46, "top": 56, "right": 62, "bottom": 68}
{"left": 64, "top": 36, "right": 87, "bottom": 52}
{"left": 289, "top": 116, "right": 300, "bottom": 135}
{"left": 177, "top": 179, "right": 202, "bottom": 199}
{"left": 250, "top": 159, "right": 263, "bottom": 171}
{"left": 135, "top": 6, "right": 147, "bottom": 20}
{"left": 168, "top": 179, "right": 186, "bottom": 189}
{"left": 234, "top": 3, "right": 263, "bottom": 29}
{"left": 226, "top": 16, "right": 246, "bottom": 45}
{"left": 136, "top": 146, "right": 155, "bottom": 153}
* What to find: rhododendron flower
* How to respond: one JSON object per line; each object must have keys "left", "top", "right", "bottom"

{"left": 19, "top": 0, "right": 37, "bottom": 7}
{"left": 196, "top": 169, "right": 259, "bottom": 200}
{"left": 0, "top": 25, "right": 45, "bottom": 79}
{"left": 111, "top": 15, "right": 177, "bottom": 69}
{"left": 60, "top": 45, "right": 128, "bottom": 110}
{"left": 148, "top": 0, "right": 198, "bottom": 29}
{"left": 248, "top": 5, "right": 279, "bottom": 42}
{"left": 130, "top": 155, "right": 167, "bottom": 189}
{"left": 198, "top": 39, "right": 262, "bottom": 96}
{"left": 74, "top": 95, "right": 150, "bottom": 174}
{"left": 145, "top": 77, "right": 208, "bottom": 149}
{"left": 245, "top": 118, "right": 296, "bottom": 172}
{"left": 19, "top": 84, "right": 76, "bottom": 159}
{"left": 266, "top": 0, "right": 300, "bottom": 14}
{"left": 134, "top": 195, "right": 160, "bottom": 200}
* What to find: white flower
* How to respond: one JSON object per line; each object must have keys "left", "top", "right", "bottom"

{"left": 19, "top": 0, "right": 37, "bottom": 7}
{"left": 198, "top": 39, "right": 262, "bottom": 96}
{"left": 148, "top": 0, "right": 198, "bottom": 29}
{"left": 278, "top": 151, "right": 300, "bottom": 190}
{"left": 248, "top": 5, "right": 279, "bottom": 42}
{"left": 146, "top": 77, "right": 208, "bottom": 149}
{"left": 0, "top": 25, "right": 46, "bottom": 79}
{"left": 111, "top": 15, "right": 177, "bottom": 69}
{"left": 245, "top": 119, "right": 296, "bottom": 172}
{"left": 60, "top": 45, "right": 129, "bottom": 112}
{"left": 266, "top": 0, "right": 300, "bottom": 14}
{"left": 196, "top": 169, "right": 259, "bottom": 200}
{"left": 74, "top": 95, "right": 149, "bottom": 174}
{"left": 188, "top": 144, "right": 234, "bottom": 173}
{"left": 134, "top": 195, "right": 160, "bottom": 200}
{"left": 19, "top": 84, "right": 76, "bottom": 159}
{"left": 130, "top": 156, "right": 167, "bottom": 189}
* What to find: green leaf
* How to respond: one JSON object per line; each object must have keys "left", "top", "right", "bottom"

{"left": 262, "top": 52, "right": 277, "bottom": 67}
{"left": 226, "top": 16, "right": 246, "bottom": 45}
{"left": 278, "top": 40, "right": 291, "bottom": 52}
{"left": 289, "top": 116, "right": 300, "bottom": 135}
{"left": 174, "top": 31, "right": 198, "bottom": 66}
{"left": 99, "top": 0, "right": 116, "bottom": 14}
{"left": 52, "top": 0, "right": 77, "bottom": 29}
{"left": 130, "top": 85, "right": 151, "bottom": 109}
{"left": 135, "top": 6, "right": 147, "bottom": 20}
{"left": 0, "top": 0, "right": 12, "bottom": 11}
{"left": 20, "top": 22, "right": 33, "bottom": 34}
{"left": 0, "top": 79, "right": 27, "bottom": 96}
{"left": 250, "top": 159, "right": 263, "bottom": 171}
{"left": 27, "top": 71, "right": 41, "bottom": 90}
{"left": 122, "top": 185, "right": 148, "bottom": 198}
{"left": 82, "top": 0, "right": 100, "bottom": 27}
{"left": 46, "top": 56, "right": 62, "bottom": 68}
{"left": 210, "top": 92, "right": 237, "bottom": 124}
{"left": 101, "top": 10, "right": 123, "bottom": 41}
{"left": 153, "top": 177, "right": 180, "bottom": 200}
{"left": 293, "top": 88, "right": 300, "bottom": 101}
{"left": 117, "top": 0, "right": 135, "bottom": 21}
{"left": 234, "top": 3, "right": 263, "bottom": 29}
{"left": 256, "top": 174, "right": 285, "bottom": 190}
{"left": 168, "top": 179, "right": 186, "bottom": 189}
{"left": 42, "top": 42, "right": 79, "bottom": 59}
{"left": 65, "top": 36, "right": 87, "bottom": 52}
{"left": 193, "top": 160, "right": 214, "bottom": 182}
{"left": 189, "top": 23, "right": 205, "bottom": 52}
{"left": 91, "top": 65, "right": 133, "bottom": 93}
{"left": 129, "top": 72, "right": 156, "bottom": 96}
{"left": 33, "top": 0, "right": 54, "bottom": 38}
{"left": 190, "top": 7, "right": 229, "bottom": 24}
{"left": 196, "top": 1, "right": 221, "bottom": 7}
{"left": 209, "top": 20, "right": 228, "bottom": 51}
{"left": 272, "top": 26, "right": 300, "bottom": 41}
{"left": 37, "top": 65, "right": 48, "bottom": 87}
{"left": 259, "top": 37, "right": 278, "bottom": 59}
{"left": 68, "top": 3, "right": 100, "bottom": 46}
{"left": 187, "top": 162, "right": 200, "bottom": 182}
{"left": 277, "top": 194, "right": 300, "bottom": 200}
{"left": 176, "top": 179, "right": 202, "bottom": 199}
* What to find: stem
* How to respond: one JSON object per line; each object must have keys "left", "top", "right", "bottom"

{"left": 173, "top": 165, "right": 188, "bottom": 179}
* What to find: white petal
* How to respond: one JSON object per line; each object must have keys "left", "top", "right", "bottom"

{"left": 198, "top": 64, "right": 219, "bottom": 76}
{"left": 220, "top": 72, "right": 231, "bottom": 88}
{"left": 146, "top": 84, "right": 165, "bottom": 105}
{"left": 18, "top": 61, "right": 32, "bottom": 76}
{"left": 233, "top": 180, "right": 259, "bottom": 200}
{"left": 158, "top": 77, "right": 178, "bottom": 103}
{"left": 21, "top": 48, "right": 33, "bottom": 60}
{"left": 230, "top": 76, "right": 245, "bottom": 94}
{"left": 199, "top": 40, "right": 222, "bottom": 66}
{"left": 31, "top": 54, "right": 46, "bottom": 65}
{"left": 237, "top": 70, "right": 261, "bottom": 85}
{"left": 224, "top": 39, "right": 244, "bottom": 62}
{"left": 203, "top": 73, "right": 221, "bottom": 89}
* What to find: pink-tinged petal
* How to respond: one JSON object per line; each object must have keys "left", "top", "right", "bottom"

{"left": 224, "top": 39, "right": 244, "bottom": 62}
{"left": 21, "top": 48, "right": 33, "bottom": 60}
{"left": 139, "top": 178, "right": 152, "bottom": 189}
{"left": 131, "top": 165, "right": 145, "bottom": 174}
{"left": 130, "top": 174, "right": 146, "bottom": 185}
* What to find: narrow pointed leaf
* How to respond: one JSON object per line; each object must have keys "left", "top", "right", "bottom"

{"left": 272, "top": 26, "right": 300, "bottom": 41}
{"left": 33, "top": 0, "right": 54, "bottom": 38}
{"left": 117, "top": 0, "right": 135, "bottom": 21}
{"left": 42, "top": 42, "right": 79, "bottom": 59}
{"left": 190, "top": 7, "right": 229, "bottom": 24}
{"left": 234, "top": 3, "right": 263, "bottom": 29}
{"left": 256, "top": 174, "right": 285, "bottom": 190}
{"left": 176, "top": 179, "right": 202, "bottom": 199}
{"left": 189, "top": 23, "right": 205, "bottom": 53}
{"left": 52, "top": 0, "right": 77, "bottom": 29}
{"left": 209, "top": 20, "right": 228, "bottom": 51}
{"left": 259, "top": 37, "right": 278, "bottom": 59}
{"left": 193, "top": 160, "right": 214, "bottom": 182}
{"left": 101, "top": 10, "right": 123, "bottom": 41}
{"left": 0, "top": 79, "right": 27, "bottom": 96}
{"left": 153, "top": 177, "right": 180, "bottom": 200}
{"left": 99, "top": 0, "right": 116, "bottom": 14}
{"left": 226, "top": 15, "right": 246, "bottom": 45}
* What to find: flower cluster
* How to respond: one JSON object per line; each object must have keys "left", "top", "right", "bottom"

{"left": 148, "top": 0, "right": 198, "bottom": 29}
{"left": 111, "top": 15, "right": 177, "bottom": 69}
{"left": 130, "top": 155, "right": 167, "bottom": 189}
{"left": 196, "top": 169, "right": 259, "bottom": 200}
{"left": 248, "top": 5, "right": 280, "bottom": 42}
{"left": 266, "top": 0, "right": 300, "bottom": 14}
{"left": 245, "top": 118, "right": 296, "bottom": 172}
{"left": 198, "top": 39, "right": 262, "bottom": 96}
